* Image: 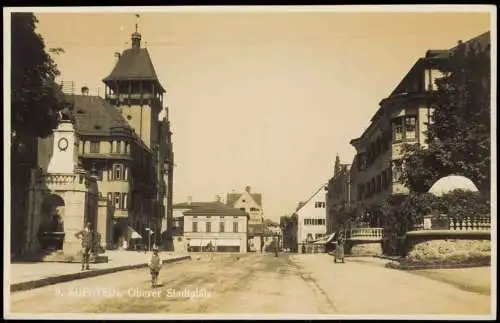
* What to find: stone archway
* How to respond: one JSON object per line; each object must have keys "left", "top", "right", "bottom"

{"left": 38, "top": 194, "right": 65, "bottom": 250}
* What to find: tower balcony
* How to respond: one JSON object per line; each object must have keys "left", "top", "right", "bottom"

{"left": 105, "top": 93, "right": 161, "bottom": 106}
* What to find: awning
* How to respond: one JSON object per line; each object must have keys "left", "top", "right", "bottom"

{"left": 313, "top": 236, "right": 329, "bottom": 245}
{"left": 326, "top": 232, "right": 337, "bottom": 244}
{"left": 125, "top": 226, "right": 142, "bottom": 240}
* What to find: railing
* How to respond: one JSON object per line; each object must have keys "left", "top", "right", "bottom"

{"left": 37, "top": 173, "right": 78, "bottom": 185}
{"left": 413, "top": 216, "right": 491, "bottom": 231}
{"left": 346, "top": 227, "right": 384, "bottom": 241}
{"left": 106, "top": 93, "right": 156, "bottom": 100}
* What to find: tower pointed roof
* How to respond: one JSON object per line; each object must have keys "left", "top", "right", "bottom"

{"left": 102, "top": 20, "right": 165, "bottom": 93}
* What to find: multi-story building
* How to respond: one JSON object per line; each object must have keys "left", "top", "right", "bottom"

{"left": 159, "top": 107, "right": 174, "bottom": 249}
{"left": 295, "top": 184, "right": 328, "bottom": 253}
{"left": 101, "top": 26, "right": 171, "bottom": 248}
{"left": 226, "top": 186, "right": 264, "bottom": 252}
{"left": 170, "top": 199, "right": 212, "bottom": 252}
{"left": 37, "top": 26, "right": 173, "bottom": 250}
{"left": 226, "top": 186, "right": 264, "bottom": 224}
{"left": 326, "top": 155, "right": 352, "bottom": 235}
{"left": 348, "top": 31, "right": 490, "bottom": 228}
{"left": 261, "top": 219, "right": 282, "bottom": 251}
{"left": 183, "top": 202, "right": 249, "bottom": 253}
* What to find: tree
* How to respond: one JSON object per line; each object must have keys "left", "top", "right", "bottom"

{"left": 11, "top": 13, "right": 68, "bottom": 145}
{"left": 400, "top": 35, "right": 491, "bottom": 193}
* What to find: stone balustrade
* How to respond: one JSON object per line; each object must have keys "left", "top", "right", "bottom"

{"left": 413, "top": 216, "right": 491, "bottom": 232}
{"left": 449, "top": 216, "right": 490, "bottom": 231}
{"left": 347, "top": 227, "right": 384, "bottom": 241}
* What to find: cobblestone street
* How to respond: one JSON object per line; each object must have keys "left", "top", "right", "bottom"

{"left": 9, "top": 254, "right": 491, "bottom": 316}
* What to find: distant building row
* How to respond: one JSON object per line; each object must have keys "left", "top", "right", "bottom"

{"left": 167, "top": 186, "right": 282, "bottom": 253}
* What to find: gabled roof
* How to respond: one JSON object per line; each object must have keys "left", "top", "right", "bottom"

{"left": 184, "top": 202, "right": 248, "bottom": 217}
{"left": 72, "top": 95, "right": 131, "bottom": 136}
{"left": 102, "top": 47, "right": 165, "bottom": 93}
{"left": 294, "top": 183, "right": 328, "bottom": 214}
{"left": 226, "top": 192, "right": 263, "bottom": 207}
{"left": 172, "top": 202, "right": 216, "bottom": 209}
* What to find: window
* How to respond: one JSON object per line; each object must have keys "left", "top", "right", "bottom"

{"left": 376, "top": 175, "right": 382, "bottom": 193}
{"left": 239, "top": 208, "right": 246, "bottom": 212}
{"left": 107, "top": 193, "right": 112, "bottom": 201}
{"left": 392, "top": 118, "right": 403, "bottom": 142}
{"left": 315, "top": 202, "right": 326, "bottom": 208}
{"left": 116, "top": 140, "right": 121, "bottom": 153}
{"left": 109, "top": 141, "right": 113, "bottom": 153}
{"left": 114, "top": 193, "right": 120, "bottom": 209}
{"left": 405, "top": 116, "right": 417, "bottom": 140}
{"left": 219, "top": 222, "right": 225, "bottom": 233}
{"left": 113, "top": 164, "right": 123, "bottom": 180}
{"left": 392, "top": 160, "right": 402, "bottom": 183}
{"left": 382, "top": 171, "right": 388, "bottom": 189}
{"left": 233, "top": 222, "right": 239, "bottom": 233}
{"left": 122, "top": 193, "right": 128, "bottom": 209}
{"left": 90, "top": 141, "right": 100, "bottom": 153}
{"left": 206, "top": 222, "right": 211, "bottom": 233}
{"left": 192, "top": 222, "right": 198, "bottom": 233}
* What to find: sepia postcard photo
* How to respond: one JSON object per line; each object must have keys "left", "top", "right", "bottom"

{"left": 3, "top": 5, "right": 497, "bottom": 320}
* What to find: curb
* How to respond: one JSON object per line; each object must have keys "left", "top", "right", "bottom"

{"left": 10, "top": 256, "right": 191, "bottom": 293}
{"left": 374, "top": 255, "right": 402, "bottom": 261}
{"left": 385, "top": 260, "right": 491, "bottom": 271}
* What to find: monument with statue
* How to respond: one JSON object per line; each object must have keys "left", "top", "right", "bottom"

{"left": 23, "top": 110, "right": 108, "bottom": 263}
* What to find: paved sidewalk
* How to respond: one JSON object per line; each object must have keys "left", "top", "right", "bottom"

{"left": 9, "top": 251, "right": 190, "bottom": 292}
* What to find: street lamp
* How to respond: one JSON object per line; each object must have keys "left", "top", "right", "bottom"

{"left": 145, "top": 228, "right": 154, "bottom": 251}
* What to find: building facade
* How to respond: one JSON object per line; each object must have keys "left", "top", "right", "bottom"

{"left": 226, "top": 186, "right": 264, "bottom": 252}
{"left": 295, "top": 184, "right": 328, "bottom": 253}
{"left": 346, "top": 33, "right": 494, "bottom": 228}
{"left": 183, "top": 202, "right": 249, "bottom": 253}
{"left": 36, "top": 26, "right": 173, "bottom": 250}
{"left": 226, "top": 186, "right": 264, "bottom": 225}
{"left": 326, "top": 155, "right": 352, "bottom": 235}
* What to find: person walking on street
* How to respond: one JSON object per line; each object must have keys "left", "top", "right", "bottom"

{"left": 148, "top": 245, "right": 162, "bottom": 288}
{"left": 334, "top": 232, "right": 345, "bottom": 263}
{"left": 75, "top": 222, "right": 93, "bottom": 270}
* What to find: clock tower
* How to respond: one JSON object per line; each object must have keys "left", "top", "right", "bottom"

{"left": 46, "top": 119, "right": 79, "bottom": 174}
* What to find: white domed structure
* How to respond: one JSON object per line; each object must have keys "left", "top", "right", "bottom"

{"left": 428, "top": 175, "right": 479, "bottom": 197}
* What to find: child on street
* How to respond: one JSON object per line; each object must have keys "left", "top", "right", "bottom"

{"left": 148, "top": 246, "right": 162, "bottom": 288}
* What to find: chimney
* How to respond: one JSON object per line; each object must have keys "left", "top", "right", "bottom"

{"left": 114, "top": 52, "right": 121, "bottom": 64}
{"left": 245, "top": 186, "right": 251, "bottom": 193}
{"left": 187, "top": 196, "right": 192, "bottom": 206}
{"left": 81, "top": 86, "right": 89, "bottom": 96}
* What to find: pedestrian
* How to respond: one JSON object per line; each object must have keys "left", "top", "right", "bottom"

{"left": 148, "top": 245, "right": 162, "bottom": 288}
{"left": 75, "top": 222, "right": 93, "bottom": 271}
{"left": 334, "top": 233, "right": 345, "bottom": 263}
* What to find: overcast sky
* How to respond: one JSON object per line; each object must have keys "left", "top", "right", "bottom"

{"left": 30, "top": 6, "right": 491, "bottom": 221}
